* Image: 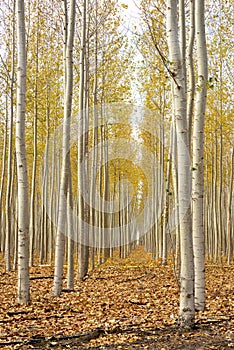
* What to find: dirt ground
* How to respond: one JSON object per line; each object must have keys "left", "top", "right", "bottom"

{"left": 0, "top": 247, "right": 233, "bottom": 349}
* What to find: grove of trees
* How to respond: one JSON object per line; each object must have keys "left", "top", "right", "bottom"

{"left": 0, "top": 0, "right": 233, "bottom": 331}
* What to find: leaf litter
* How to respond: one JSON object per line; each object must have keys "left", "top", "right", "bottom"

{"left": 0, "top": 246, "right": 233, "bottom": 349}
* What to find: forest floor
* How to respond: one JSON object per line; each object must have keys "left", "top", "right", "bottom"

{"left": 0, "top": 246, "right": 233, "bottom": 349}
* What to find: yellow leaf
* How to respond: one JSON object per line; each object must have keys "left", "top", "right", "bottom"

{"left": 120, "top": 3, "right": 128, "bottom": 9}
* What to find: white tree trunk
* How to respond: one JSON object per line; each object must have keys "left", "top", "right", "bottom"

{"left": 66, "top": 169, "right": 74, "bottom": 290}
{"left": 166, "top": 0, "right": 195, "bottom": 328}
{"left": 187, "top": 0, "right": 195, "bottom": 145}
{"left": 1, "top": 98, "right": 8, "bottom": 264}
{"left": 192, "top": 0, "right": 208, "bottom": 311}
{"left": 78, "top": 0, "right": 89, "bottom": 280}
{"left": 29, "top": 7, "right": 39, "bottom": 267}
{"left": 16, "top": 0, "right": 30, "bottom": 304}
{"left": 52, "top": 0, "right": 76, "bottom": 296}
{"left": 227, "top": 147, "right": 234, "bottom": 264}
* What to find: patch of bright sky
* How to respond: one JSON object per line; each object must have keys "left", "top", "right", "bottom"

{"left": 118, "top": 0, "right": 145, "bottom": 106}
{"left": 119, "top": 0, "right": 142, "bottom": 42}
{"left": 119, "top": 0, "right": 140, "bottom": 24}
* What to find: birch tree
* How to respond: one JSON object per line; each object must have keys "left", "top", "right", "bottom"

{"left": 166, "top": 0, "right": 195, "bottom": 328}
{"left": 77, "top": 0, "right": 89, "bottom": 280}
{"left": 192, "top": 0, "right": 208, "bottom": 311}
{"left": 16, "top": 0, "right": 30, "bottom": 304}
{"left": 29, "top": 0, "right": 39, "bottom": 267}
{"left": 5, "top": 0, "right": 16, "bottom": 272}
{"left": 52, "top": 0, "right": 76, "bottom": 297}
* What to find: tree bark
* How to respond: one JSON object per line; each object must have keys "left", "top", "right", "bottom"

{"left": 29, "top": 3, "right": 39, "bottom": 267}
{"left": 52, "top": 0, "right": 76, "bottom": 296}
{"left": 192, "top": 0, "right": 208, "bottom": 311}
{"left": 78, "top": 0, "right": 89, "bottom": 280}
{"left": 166, "top": 0, "right": 195, "bottom": 328}
{"left": 16, "top": 0, "right": 30, "bottom": 304}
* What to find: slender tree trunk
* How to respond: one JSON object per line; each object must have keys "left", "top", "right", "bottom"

{"left": 52, "top": 0, "right": 76, "bottom": 296}
{"left": 78, "top": 0, "right": 89, "bottom": 280}
{"left": 66, "top": 166, "right": 74, "bottom": 290}
{"left": 213, "top": 137, "right": 219, "bottom": 262}
{"left": 218, "top": 125, "right": 223, "bottom": 261}
{"left": 192, "top": 0, "right": 208, "bottom": 311}
{"left": 171, "top": 122, "right": 180, "bottom": 273}
{"left": 16, "top": 0, "right": 30, "bottom": 304}
{"left": 90, "top": 0, "right": 98, "bottom": 268}
{"left": 187, "top": 0, "right": 195, "bottom": 146}
{"left": 0, "top": 97, "right": 7, "bottom": 256}
{"left": 166, "top": 0, "right": 194, "bottom": 328}
{"left": 227, "top": 147, "right": 234, "bottom": 264}
{"left": 179, "top": 0, "right": 186, "bottom": 92}
{"left": 29, "top": 6, "right": 39, "bottom": 266}
{"left": 2, "top": 99, "right": 8, "bottom": 263}
{"left": 162, "top": 130, "right": 172, "bottom": 266}
{"left": 5, "top": 0, "right": 16, "bottom": 271}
